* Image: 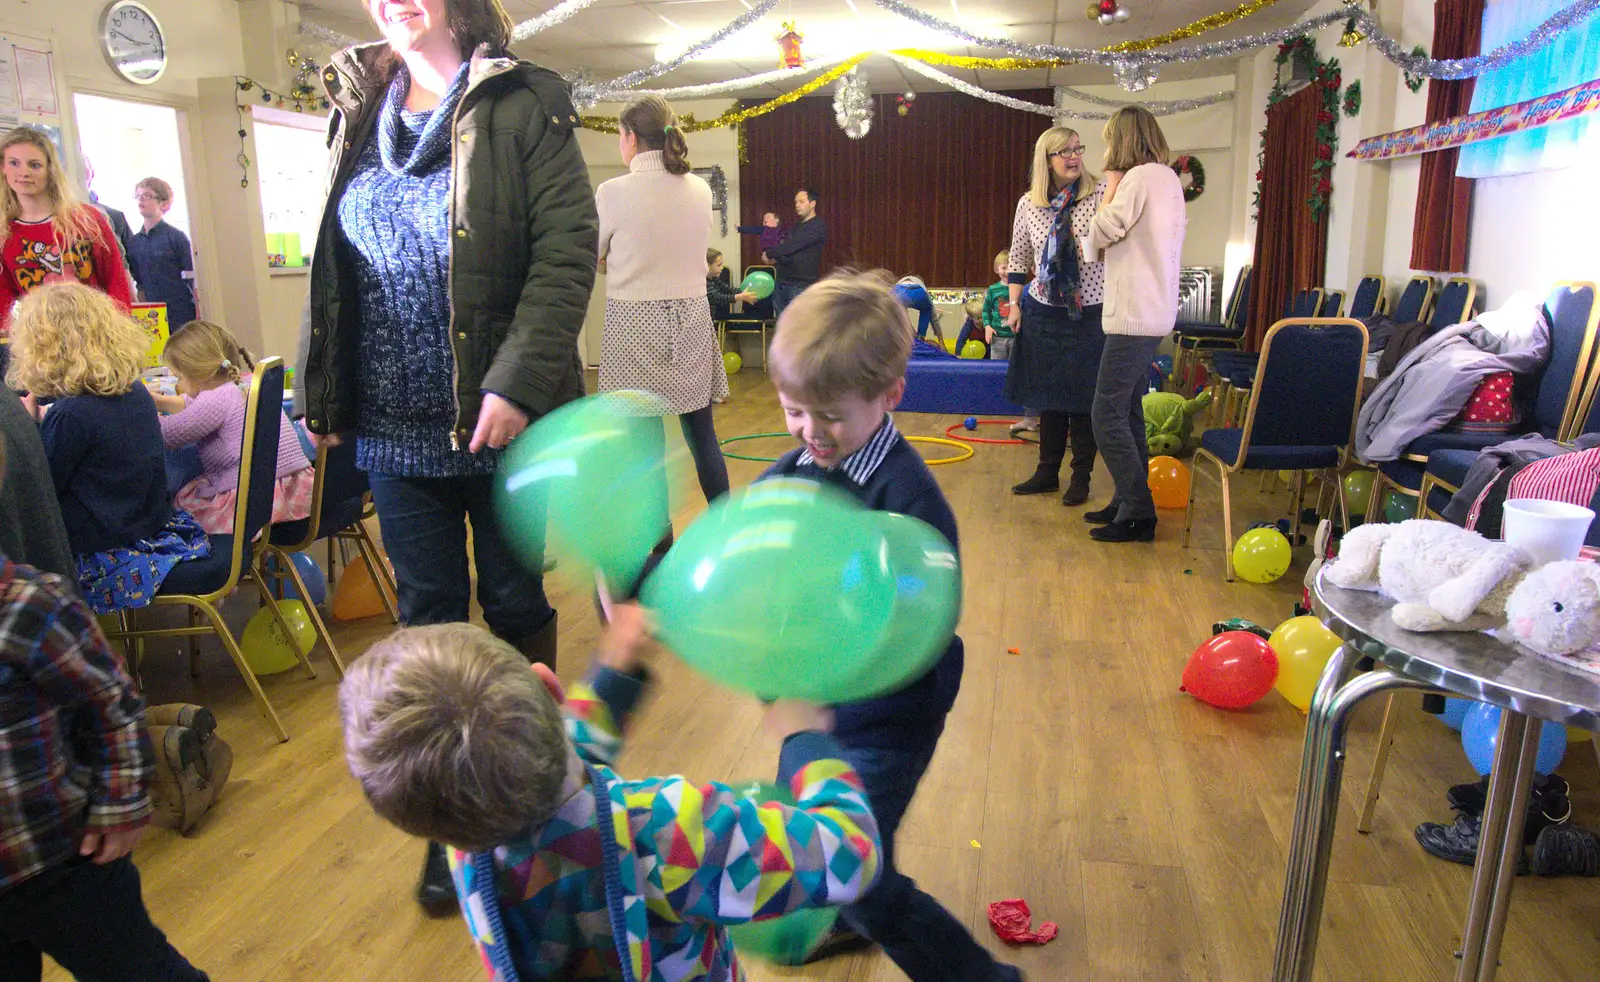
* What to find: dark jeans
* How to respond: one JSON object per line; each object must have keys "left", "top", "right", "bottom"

{"left": 772, "top": 280, "right": 809, "bottom": 321}
{"left": 366, "top": 472, "right": 553, "bottom": 643}
{"left": 0, "top": 856, "right": 208, "bottom": 981}
{"left": 1092, "top": 334, "right": 1164, "bottom": 522}
{"left": 646, "top": 406, "right": 729, "bottom": 505}
{"left": 833, "top": 732, "right": 1019, "bottom": 982}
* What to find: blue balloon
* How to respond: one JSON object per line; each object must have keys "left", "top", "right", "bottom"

{"left": 1437, "top": 697, "right": 1472, "bottom": 731}
{"left": 1461, "top": 702, "right": 1566, "bottom": 776}
{"left": 280, "top": 552, "right": 328, "bottom": 606}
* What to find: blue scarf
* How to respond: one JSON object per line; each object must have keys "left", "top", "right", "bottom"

{"left": 379, "top": 62, "right": 470, "bottom": 176}
{"left": 1034, "top": 183, "right": 1081, "bottom": 314}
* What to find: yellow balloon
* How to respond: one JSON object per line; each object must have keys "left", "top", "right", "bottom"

{"left": 1568, "top": 725, "right": 1594, "bottom": 744}
{"left": 1232, "top": 527, "right": 1291, "bottom": 583}
{"left": 1269, "top": 615, "right": 1343, "bottom": 711}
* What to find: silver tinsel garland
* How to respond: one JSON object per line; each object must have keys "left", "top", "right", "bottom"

{"left": 1111, "top": 57, "right": 1159, "bottom": 92}
{"left": 870, "top": 0, "right": 1600, "bottom": 80}
{"left": 892, "top": 55, "right": 1232, "bottom": 121}
{"left": 599, "top": 0, "right": 783, "bottom": 91}
{"left": 582, "top": 55, "right": 854, "bottom": 105}
{"left": 890, "top": 56, "right": 1054, "bottom": 116}
{"left": 834, "top": 70, "right": 874, "bottom": 139}
{"left": 511, "top": 0, "right": 600, "bottom": 42}
{"left": 1055, "top": 85, "right": 1231, "bottom": 112}
{"left": 297, "top": 21, "right": 361, "bottom": 50}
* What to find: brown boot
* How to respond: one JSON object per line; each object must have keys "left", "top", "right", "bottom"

{"left": 146, "top": 704, "right": 216, "bottom": 744}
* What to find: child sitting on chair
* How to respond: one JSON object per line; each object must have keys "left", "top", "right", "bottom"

{"left": 339, "top": 607, "right": 881, "bottom": 982}
{"left": 759, "top": 272, "right": 1024, "bottom": 981}
{"left": 705, "top": 248, "right": 756, "bottom": 319}
{"left": 4, "top": 282, "right": 209, "bottom": 614}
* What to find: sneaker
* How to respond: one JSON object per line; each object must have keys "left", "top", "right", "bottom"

{"left": 1530, "top": 826, "right": 1600, "bottom": 876}
{"left": 1447, "top": 773, "right": 1571, "bottom": 819}
{"left": 1416, "top": 790, "right": 1572, "bottom": 867}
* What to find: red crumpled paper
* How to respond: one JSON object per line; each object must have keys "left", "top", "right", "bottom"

{"left": 987, "top": 898, "right": 1058, "bottom": 945}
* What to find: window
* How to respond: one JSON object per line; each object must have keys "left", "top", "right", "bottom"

{"left": 252, "top": 107, "right": 327, "bottom": 265}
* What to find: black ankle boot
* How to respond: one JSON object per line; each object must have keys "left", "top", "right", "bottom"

{"left": 1083, "top": 503, "right": 1119, "bottom": 524}
{"left": 417, "top": 841, "right": 458, "bottom": 917}
{"left": 1012, "top": 468, "right": 1060, "bottom": 495}
{"left": 1061, "top": 470, "right": 1091, "bottom": 506}
{"left": 510, "top": 612, "right": 559, "bottom": 671}
{"left": 1090, "top": 518, "right": 1158, "bottom": 542}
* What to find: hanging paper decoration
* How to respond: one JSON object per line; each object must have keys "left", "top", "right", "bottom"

{"left": 777, "top": 21, "right": 804, "bottom": 69}
{"left": 833, "top": 69, "right": 873, "bottom": 139}
{"left": 1348, "top": 75, "right": 1600, "bottom": 161}
{"left": 1111, "top": 56, "right": 1158, "bottom": 92}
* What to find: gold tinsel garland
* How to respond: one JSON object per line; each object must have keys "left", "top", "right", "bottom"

{"left": 1103, "top": 0, "right": 1283, "bottom": 53}
{"left": 585, "top": 54, "right": 867, "bottom": 133}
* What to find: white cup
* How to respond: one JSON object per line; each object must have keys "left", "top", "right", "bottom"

{"left": 1078, "top": 236, "right": 1097, "bottom": 262}
{"left": 1502, "top": 498, "right": 1596, "bottom": 566}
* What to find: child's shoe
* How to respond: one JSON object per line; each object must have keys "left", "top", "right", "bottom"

{"left": 1009, "top": 418, "right": 1039, "bottom": 436}
{"left": 1447, "top": 773, "right": 1569, "bottom": 817}
{"left": 1530, "top": 826, "right": 1600, "bottom": 876}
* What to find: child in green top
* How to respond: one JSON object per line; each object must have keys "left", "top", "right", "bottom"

{"left": 981, "top": 250, "right": 1013, "bottom": 360}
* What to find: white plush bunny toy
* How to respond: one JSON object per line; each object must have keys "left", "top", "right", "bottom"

{"left": 1325, "top": 519, "right": 1600, "bottom": 656}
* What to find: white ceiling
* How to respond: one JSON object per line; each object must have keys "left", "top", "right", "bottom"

{"left": 299, "top": 0, "right": 1322, "bottom": 94}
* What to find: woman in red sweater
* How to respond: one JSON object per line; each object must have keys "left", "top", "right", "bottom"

{"left": 0, "top": 127, "right": 132, "bottom": 336}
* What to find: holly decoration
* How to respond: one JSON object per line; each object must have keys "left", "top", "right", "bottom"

{"left": 1252, "top": 36, "right": 1341, "bottom": 220}
{"left": 1171, "top": 155, "right": 1205, "bottom": 202}
{"left": 1343, "top": 80, "right": 1362, "bottom": 118}
{"left": 1404, "top": 45, "right": 1427, "bottom": 93}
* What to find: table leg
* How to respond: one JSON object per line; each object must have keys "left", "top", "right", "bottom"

{"left": 1455, "top": 710, "right": 1539, "bottom": 982}
{"left": 1272, "top": 657, "right": 1431, "bottom": 982}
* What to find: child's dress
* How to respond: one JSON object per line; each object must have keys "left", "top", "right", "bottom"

{"left": 159, "top": 383, "right": 315, "bottom": 534}
{"left": 38, "top": 382, "right": 210, "bottom": 613}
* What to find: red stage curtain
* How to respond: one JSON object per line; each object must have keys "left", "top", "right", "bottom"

{"left": 1247, "top": 83, "right": 1328, "bottom": 350}
{"left": 739, "top": 90, "right": 1054, "bottom": 286}
{"left": 1409, "top": 0, "right": 1485, "bottom": 273}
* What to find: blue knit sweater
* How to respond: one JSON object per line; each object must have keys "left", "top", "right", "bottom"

{"left": 337, "top": 65, "right": 498, "bottom": 477}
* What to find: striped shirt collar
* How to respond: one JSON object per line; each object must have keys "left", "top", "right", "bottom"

{"left": 797, "top": 414, "right": 899, "bottom": 485}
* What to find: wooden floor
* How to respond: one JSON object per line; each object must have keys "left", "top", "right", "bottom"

{"left": 49, "top": 371, "right": 1600, "bottom": 982}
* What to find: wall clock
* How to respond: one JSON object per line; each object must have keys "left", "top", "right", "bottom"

{"left": 100, "top": 2, "right": 167, "bottom": 85}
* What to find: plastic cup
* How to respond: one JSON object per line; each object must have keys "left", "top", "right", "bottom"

{"left": 1502, "top": 499, "right": 1595, "bottom": 566}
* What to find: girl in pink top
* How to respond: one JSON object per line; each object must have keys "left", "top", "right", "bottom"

{"left": 153, "top": 320, "right": 313, "bottom": 533}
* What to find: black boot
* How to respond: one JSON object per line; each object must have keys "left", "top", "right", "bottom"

{"left": 1090, "top": 518, "right": 1158, "bottom": 542}
{"left": 417, "top": 840, "right": 458, "bottom": 917}
{"left": 1012, "top": 468, "right": 1059, "bottom": 495}
{"left": 512, "top": 612, "right": 559, "bottom": 671}
{"left": 1013, "top": 412, "right": 1065, "bottom": 495}
{"left": 1060, "top": 413, "right": 1096, "bottom": 506}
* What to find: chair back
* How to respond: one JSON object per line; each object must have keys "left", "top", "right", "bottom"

{"left": 1428, "top": 277, "right": 1477, "bottom": 331}
{"left": 741, "top": 264, "right": 776, "bottom": 320}
{"left": 1350, "top": 275, "right": 1386, "bottom": 318}
{"left": 234, "top": 359, "right": 285, "bottom": 547}
{"left": 278, "top": 438, "right": 369, "bottom": 551}
{"left": 1221, "top": 265, "right": 1251, "bottom": 328}
{"left": 1238, "top": 318, "right": 1368, "bottom": 457}
{"left": 1530, "top": 281, "right": 1600, "bottom": 440}
{"left": 1393, "top": 276, "right": 1435, "bottom": 324}
{"left": 1287, "top": 288, "right": 1323, "bottom": 319}
{"left": 1318, "top": 290, "right": 1345, "bottom": 317}
{"left": 1234, "top": 268, "right": 1254, "bottom": 334}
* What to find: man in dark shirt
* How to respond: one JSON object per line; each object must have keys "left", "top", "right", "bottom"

{"left": 126, "top": 177, "right": 198, "bottom": 328}
{"left": 766, "top": 186, "right": 827, "bottom": 319}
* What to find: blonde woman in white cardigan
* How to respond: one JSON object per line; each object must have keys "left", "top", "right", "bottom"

{"left": 1083, "top": 106, "right": 1187, "bottom": 543}
{"left": 596, "top": 95, "right": 729, "bottom": 513}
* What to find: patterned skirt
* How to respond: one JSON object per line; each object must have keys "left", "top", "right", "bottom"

{"left": 599, "top": 296, "right": 729, "bottom": 416}
{"left": 175, "top": 467, "right": 317, "bottom": 535}
{"left": 77, "top": 510, "right": 212, "bottom": 615}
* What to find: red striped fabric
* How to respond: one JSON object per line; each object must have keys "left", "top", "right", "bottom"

{"left": 1469, "top": 448, "right": 1600, "bottom": 531}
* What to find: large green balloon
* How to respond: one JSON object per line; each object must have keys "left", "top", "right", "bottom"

{"left": 724, "top": 781, "right": 840, "bottom": 965}
{"left": 495, "top": 392, "right": 668, "bottom": 593}
{"left": 643, "top": 479, "right": 960, "bottom": 702}
{"left": 740, "top": 270, "right": 775, "bottom": 299}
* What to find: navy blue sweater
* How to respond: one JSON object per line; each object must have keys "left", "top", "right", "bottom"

{"left": 761, "top": 424, "right": 964, "bottom": 749}
{"left": 39, "top": 383, "right": 171, "bottom": 556}
{"left": 766, "top": 215, "right": 827, "bottom": 285}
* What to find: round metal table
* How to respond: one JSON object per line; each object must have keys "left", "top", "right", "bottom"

{"left": 1271, "top": 569, "right": 1600, "bottom": 982}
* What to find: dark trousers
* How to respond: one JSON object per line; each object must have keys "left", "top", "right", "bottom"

{"left": 0, "top": 857, "right": 208, "bottom": 981}
{"left": 772, "top": 280, "right": 808, "bottom": 320}
{"left": 646, "top": 406, "right": 729, "bottom": 505}
{"left": 833, "top": 731, "right": 1019, "bottom": 982}
{"left": 1037, "top": 410, "right": 1097, "bottom": 484}
{"left": 366, "top": 472, "right": 554, "bottom": 643}
{"left": 1092, "top": 334, "right": 1164, "bottom": 522}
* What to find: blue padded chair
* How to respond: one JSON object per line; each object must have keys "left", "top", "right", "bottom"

{"left": 1392, "top": 275, "right": 1436, "bottom": 326}
{"left": 1172, "top": 266, "right": 1251, "bottom": 394}
{"left": 1211, "top": 288, "right": 1326, "bottom": 427}
{"left": 1183, "top": 318, "right": 1369, "bottom": 581}
{"left": 720, "top": 264, "right": 776, "bottom": 371}
{"left": 1349, "top": 275, "right": 1387, "bottom": 319}
{"left": 102, "top": 359, "right": 305, "bottom": 742}
{"left": 1416, "top": 282, "right": 1600, "bottom": 519}
{"left": 1319, "top": 290, "right": 1346, "bottom": 318}
{"left": 1428, "top": 276, "right": 1477, "bottom": 332}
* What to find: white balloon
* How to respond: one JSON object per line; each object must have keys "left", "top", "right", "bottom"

{"left": 1114, "top": 6, "right": 1130, "bottom": 21}
{"left": 1098, "top": 12, "right": 1115, "bottom": 25}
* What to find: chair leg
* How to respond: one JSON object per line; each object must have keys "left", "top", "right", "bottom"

{"left": 1170, "top": 345, "right": 1189, "bottom": 395}
{"left": 273, "top": 547, "right": 346, "bottom": 677}
{"left": 1368, "top": 469, "right": 1389, "bottom": 524}
{"left": 116, "top": 610, "right": 142, "bottom": 687}
{"left": 352, "top": 526, "right": 401, "bottom": 624}
{"left": 1220, "top": 469, "right": 1236, "bottom": 582}
{"left": 252, "top": 566, "right": 317, "bottom": 679}
{"left": 1357, "top": 693, "right": 1400, "bottom": 834}
{"left": 187, "top": 607, "right": 202, "bottom": 678}
{"left": 192, "top": 597, "right": 289, "bottom": 743}
{"left": 1291, "top": 471, "right": 1308, "bottom": 546}
{"left": 1182, "top": 451, "right": 1207, "bottom": 548}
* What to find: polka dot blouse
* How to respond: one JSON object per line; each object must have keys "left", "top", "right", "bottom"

{"left": 1006, "top": 181, "right": 1107, "bottom": 308}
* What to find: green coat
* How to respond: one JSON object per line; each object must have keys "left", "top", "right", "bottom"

{"left": 298, "top": 42, "right": 598, "bottom": 444}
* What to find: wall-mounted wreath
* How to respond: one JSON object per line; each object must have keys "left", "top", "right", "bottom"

{"left": 1172, "top": 154, "right": 1206, "bottom": 202}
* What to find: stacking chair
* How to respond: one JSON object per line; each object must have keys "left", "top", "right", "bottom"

{"left": 1374, "top": 281, "right": 1598, "bottom": 520}
{"left": 1182, "top": 318, "right": 1369, "bottom": 580}
{"left": 1212, "top": 288, "right": 1326, "bottom": 427}
{"left": 1172, "top": 266, "right": 1251, "bottom": 394}
{"left": 103, "top": 359, "right": 305, "bottom": 742}
{"left": 1348, "top": 275, "right": 1387, "bottom": 319}
{"left": 1318, "top": 290, "right": 1345, "bottom": 318}
{"left": 1392, "top": 275, "right": 1436, "bottom": 326}
{"left": 1427, "top": 276, "right": 1478, "bottom": 331}
{"left": 720, "top": 263, "right": 777, "bottom": 371}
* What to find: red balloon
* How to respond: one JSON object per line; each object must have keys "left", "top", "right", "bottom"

{"left": 1098, "top": 0, "right": 1118, "bottom": 14}
{"left": 1181, "top": 632, "right": 1280, "bottom": 710}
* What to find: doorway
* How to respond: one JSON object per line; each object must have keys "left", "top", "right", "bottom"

{"left": 72, "top": 94, "right": 191, "bottom": 238}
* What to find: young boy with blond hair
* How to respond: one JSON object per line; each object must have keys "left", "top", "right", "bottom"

{"left": 761, "top": 272, "right": 1024, "bottom": 981}
{"left": 339, "top": 606, "right": 881, "bottom": 982}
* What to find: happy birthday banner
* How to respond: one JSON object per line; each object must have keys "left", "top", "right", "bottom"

{"left": 1348, "top": 76, "right": 1600, "bottom": 161}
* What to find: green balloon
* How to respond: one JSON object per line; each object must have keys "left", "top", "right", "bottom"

{"left": 495, "top": 392, "right": 668, "bottom": 593}
{"left": 1383, "top": 491, "right": 1418, "bottom": 523}
{"left": 723, "top": 781, "right": 841, "bottom": 965}
{"left": 740, "top": 270, "right": 775, "bottom": 299}
{"left": 833, "top": 512, "right": 960, "bottom": 696}
{"left": 641, "top": 479, "right": 901, "bottom": 702}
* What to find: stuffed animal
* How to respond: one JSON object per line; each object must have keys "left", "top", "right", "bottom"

{"left": 1324, "top": 519, "right": 1600, "bottom": 656}
{"left": 1144, "top": 390, "right": 1212, "bottom": 455}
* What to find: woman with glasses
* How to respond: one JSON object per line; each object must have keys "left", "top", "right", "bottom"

{"left": 1002, "top": 126, "right": 1107, "bottom": 506}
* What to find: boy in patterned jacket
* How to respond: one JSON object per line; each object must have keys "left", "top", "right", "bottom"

{"left": 339, "top": 607, "right": 880, "bottom": 982}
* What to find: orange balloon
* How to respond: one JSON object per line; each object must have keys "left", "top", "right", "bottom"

{"left": 332, "top": 554, "right": 389, "bottom": 621}
{"left": 1147, "top": 455, "right": 1192, "bottom": 509}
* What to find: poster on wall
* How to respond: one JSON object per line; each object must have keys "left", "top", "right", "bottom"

{"left": 0, "top": 43, "right": 18, "bottom": 129}
{"left": 13, "top": 46, "right": 54, "bottom": 115}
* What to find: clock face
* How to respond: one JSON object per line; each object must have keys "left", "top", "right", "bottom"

{"left": 101, "top": 2, "right": 167, "bottom": 85}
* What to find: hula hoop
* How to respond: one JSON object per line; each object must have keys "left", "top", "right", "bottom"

{"left": 719, "top": 432, "right": 974, "bottom": 465}
{"left": 719, "top": 432, "right": 789, "bottom": 462}
{"left": 944, "top": 419, "right": 1028, "bottom": 446}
